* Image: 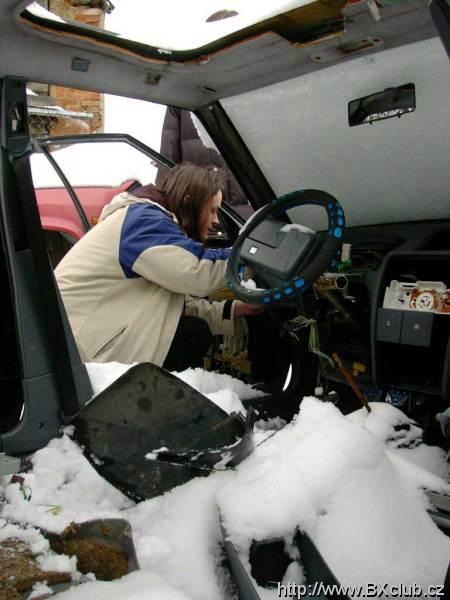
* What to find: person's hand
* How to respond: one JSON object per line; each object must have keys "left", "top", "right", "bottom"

{"left": 234, "top": 300, "right": 266, "bottom": 319}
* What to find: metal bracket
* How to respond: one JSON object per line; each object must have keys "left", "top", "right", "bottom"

{"left": 0, "top": 77, "right": 31, "bottom": 156}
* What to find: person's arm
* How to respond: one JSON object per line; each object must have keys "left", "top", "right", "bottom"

{"left": 185, "top": 297, "right": 265, "bottom": 336}
{"left": 120, "top": 204, "right": 231, "bottom": 297}
{"left": 184, "top": 297, "right": 248, "bottom": 357}
{"left": 184, "top": 297, "right": 235, "bottom": 336}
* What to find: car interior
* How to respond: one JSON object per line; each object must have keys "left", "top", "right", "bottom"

{"left": 1, "top": 1, "right": 450, "bottom": 595}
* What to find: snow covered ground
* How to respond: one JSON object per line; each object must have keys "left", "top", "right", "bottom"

{"left": 1, "top": 363, "right": 449, "bottom": 599}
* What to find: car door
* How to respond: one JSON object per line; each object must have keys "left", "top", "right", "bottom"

{"left": 0, "top": 77, "right": 92, "bottom": 454}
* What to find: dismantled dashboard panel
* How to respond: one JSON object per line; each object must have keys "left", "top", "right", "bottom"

{"left": 383, "top": 280, "right": 450, "bottom": 314}
{"left": 299, "top": 233, "right": 450, "bottom": 442}
{"left": 373, "top": 254, "right": 450, "bottom": 400}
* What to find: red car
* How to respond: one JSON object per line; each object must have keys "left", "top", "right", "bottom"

{"left": 31, "top": 134, "right": 175, "bottom": 265}
{"left": 31, "top": 133, "right": 234, "bottom": 265}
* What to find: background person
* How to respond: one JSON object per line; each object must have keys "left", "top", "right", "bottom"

{"left": 55, "top": 163, "right": 260, "bottom": 371}
{"left": 157, "top": 106, "right": 253, "bottom": 219}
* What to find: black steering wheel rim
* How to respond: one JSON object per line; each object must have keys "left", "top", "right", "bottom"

{"left": 226, "top": 189, "right": 345, "bottom": 304}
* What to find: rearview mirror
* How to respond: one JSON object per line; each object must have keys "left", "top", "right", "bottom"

{"left": 348, "top": 83, "right": 415, "bottom": 127}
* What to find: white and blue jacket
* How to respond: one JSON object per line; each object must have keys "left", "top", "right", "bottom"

{"left": 56, "top": 192, "right": 239, "bottom": 366}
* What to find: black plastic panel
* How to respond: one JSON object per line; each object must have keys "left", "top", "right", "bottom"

{"left": 376, "top": 308, "right": 403, "bottom": 343}
{"left": 242, "top": 219, "right": 316, "bottom": 280}
{"left": 401, "top": 311, "right": 434, "bottom": 347}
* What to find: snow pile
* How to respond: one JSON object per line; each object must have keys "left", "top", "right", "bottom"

{"left": 126, "top": 475, "right": 233, "bottom": 600}
{"left": 29, "top": 581, "right": 57, "bottom": 599}
{"left": 51, "top": 570, "right": 195, "bottom": 600}
{"left": 85, "top": 361, "right": 137, "bottom": 397}
{"left": 348, "top": 402, "right": 448, "bottom": 479}
{"left": 1, "top": 434, "right": 131, "bottom": 535}
{"left": 0, "top": 519, "right": 50, "bottom": 555}
{"left": 218, "top": 398, "right": 450, "bottom": 597}
{"left": 0, "top": 518, "right": 77, "bottom": 581}
{"left": 347, "top": 402, "right": 423, "bottom": 447}
{"left": 0, "top": 437, "right": 229, "bottom": 599}
{"left": 1, "top": 365, "right": 449, "bottom": 599}
{"left": 174, "top": 367, "right": 264, "bottom": 415}
{"left": 36, "top": 552, "right": 77, "bottom": 574}
{"left": 86, "top": 362, "right": 263, "bottom": 416}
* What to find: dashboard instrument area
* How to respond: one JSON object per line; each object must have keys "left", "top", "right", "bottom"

{"left": 297, "top": 220, "right": 450, "bottom": 442}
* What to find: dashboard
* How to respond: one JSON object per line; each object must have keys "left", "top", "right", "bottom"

{"left": 307, "top": 220, "right": 450, "bottom": 428}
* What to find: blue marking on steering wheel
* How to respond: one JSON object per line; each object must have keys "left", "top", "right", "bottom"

{"left": 226, "top": 189, "right": 345, "bottom": 304}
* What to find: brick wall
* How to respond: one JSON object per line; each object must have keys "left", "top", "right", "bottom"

{"left": 48, "top": 0, "right": 105, "bottom": 134}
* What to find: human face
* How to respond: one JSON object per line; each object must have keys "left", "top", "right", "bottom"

{"left": 199, "top": 190, "right": 222, "bottom": 242}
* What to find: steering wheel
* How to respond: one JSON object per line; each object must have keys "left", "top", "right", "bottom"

{"left": 226, "top": 189, "right": 345, "bottom": 304}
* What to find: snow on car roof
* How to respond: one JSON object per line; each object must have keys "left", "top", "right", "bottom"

{"left": 27, "top": 0, "right": 315, "bottom": 52}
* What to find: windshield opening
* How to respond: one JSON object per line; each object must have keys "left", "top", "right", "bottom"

{"left": 222, "top": 38, "right": 450, "bottom": 229}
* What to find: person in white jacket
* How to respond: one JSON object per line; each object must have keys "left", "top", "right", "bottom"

{"left": 55, "top": 163, "right": 261, "bottom": 370}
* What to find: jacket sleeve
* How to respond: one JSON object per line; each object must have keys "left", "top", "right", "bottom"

{"left": 184, "top": 298, "right": 236, "bottom": 336}
{"left": 120, "top": 204, "right": 231, "bottom": 297}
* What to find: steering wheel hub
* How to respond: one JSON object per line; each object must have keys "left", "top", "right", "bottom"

{"left": 226, "top": 189, "right": 345, "bottom": 304}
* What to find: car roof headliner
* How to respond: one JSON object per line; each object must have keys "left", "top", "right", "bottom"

{"left": 0, "top": 0, "right": 437, "bottom": 109}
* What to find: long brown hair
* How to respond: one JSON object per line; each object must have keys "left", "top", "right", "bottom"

{"left": 152, "top": 163, "right": 224, "bottom": 241}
